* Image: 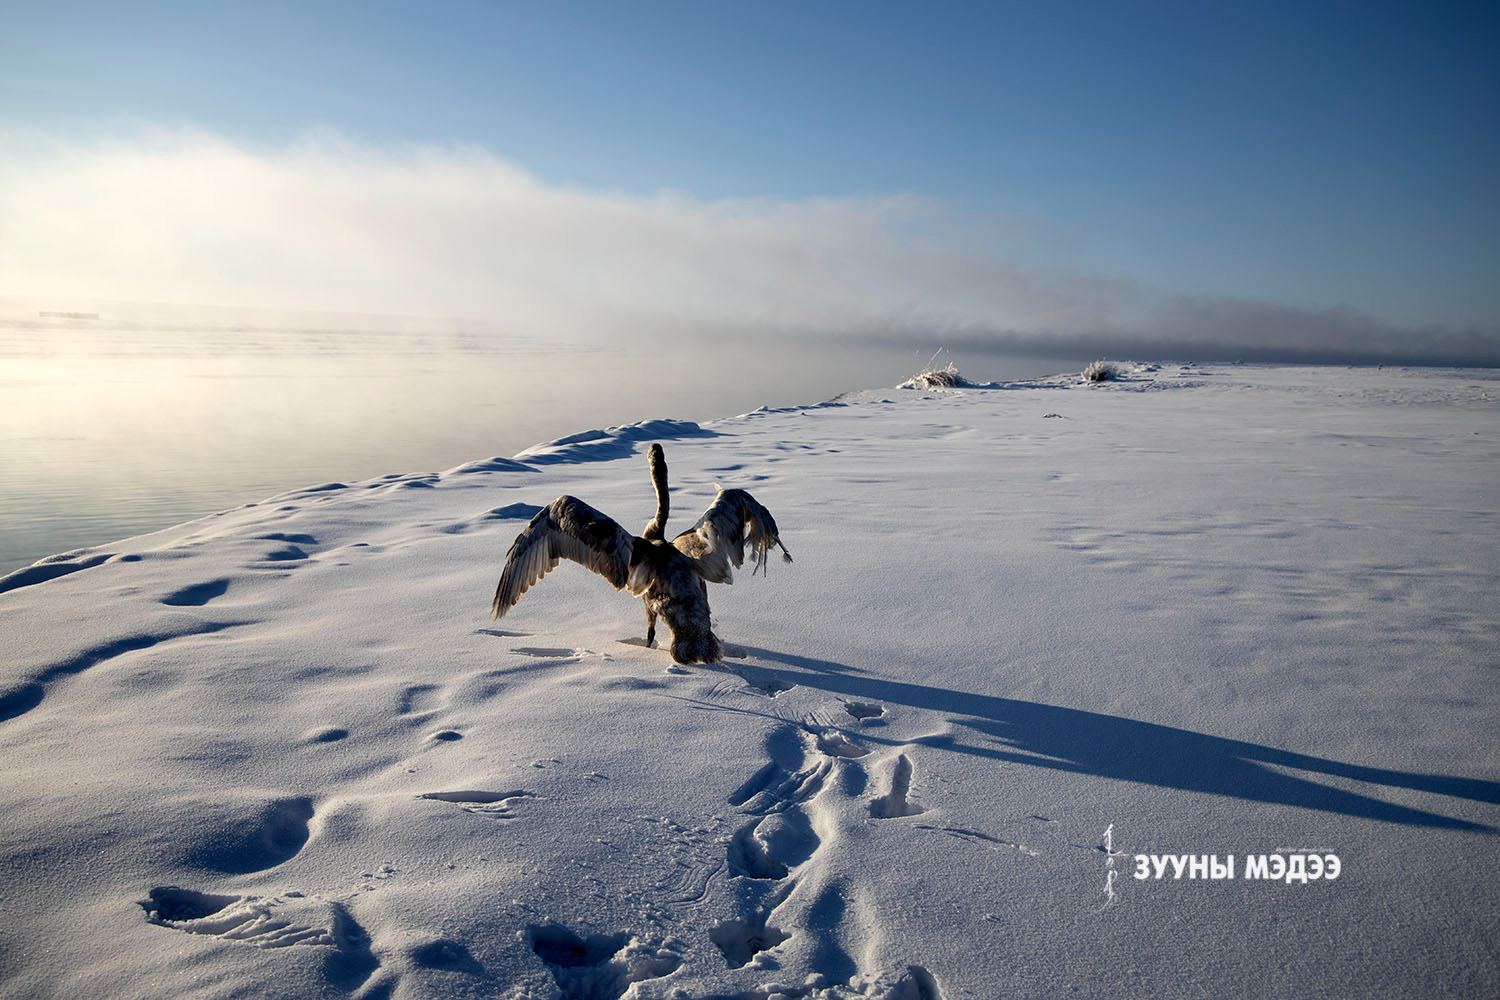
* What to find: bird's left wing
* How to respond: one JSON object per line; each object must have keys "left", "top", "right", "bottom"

{"left": 491, "top": 496, "right": 641, "bottom": 618}
{"left": 672, "top": 487, "right": 793, "bottom": 584}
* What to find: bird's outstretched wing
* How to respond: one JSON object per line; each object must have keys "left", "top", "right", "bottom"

{"left": 672, "top": 486, "right": 793, "bottom": 584}
{"left": 491, "top": 496, "right": 640, "bottom": 618}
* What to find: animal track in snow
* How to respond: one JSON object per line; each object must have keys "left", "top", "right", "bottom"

{"left": 726, "top": 824, "right": 783, "bottom": 881}
{"left": 513, "top": 646, "right": 581, "bottom": 658}
{"left": 843, "top": 701, "right": 885, "bottom": 721}
{"left": 1, "top": 618, "right": 247, "bottom": 723}
{"left": 527, "top": 923, "right": 683, "bottom": 1000}
{"left": 713, "top": 722, "right": 951, "bottom": 997}
{"left": 717, "top": 723, "right": 841, "bottom": 993}
{"left": 398, "top": 683, "right": 444, "bottom": 715}
{"left": 160, "top": 578, "right": 231, "bottom": 606}
{"left": 814, "top": 730, "right": 870, "bottom": 759}
{"left": 409, "top": 938, "right": 487, "bottom": 976}
{"left": 917, "top": 825, "right": 1039, "bottom": 856}
{"left": 869, "top": 754, "right": 925, "bottom": 819}
{"left": 709, "top": 917, "right": 790, "bottom": 968}
{"left": 141, "top": 888, "right": 382, "bottom": 995}
{"left": 727, "top": 723, "right": 878, "bottom": 814}
{"left": 728, "top": 761, "right": 782, "bottom": 807}
{"left": 513, "top": 645, "right": 588, "bottom": 666}
{"left": 890, "top": 965, "right": 946, "bottom": 1000}
{"left": 728, "top": 810, "right": 820, "bottom": 880}
{"left": 452, "top": 667, "right": 511, "bottom": 702}
{"left": 728, "top": 754, "right": 833, "bottom": 814}
{"left": 141, "top": 886, "right": 366, "bottom": 951}
{"left": 188, "top": 796, "right": 315, "bottom": 874}
{"left": 418, "top": 789, "right": 532, "bottom": 818}
{"left": 259, "top": 532, "right": 318, "bottom": 545}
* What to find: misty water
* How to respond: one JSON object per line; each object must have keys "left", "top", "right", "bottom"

{"left": 1, "top": 309, "right": 1084, "bottom": 576}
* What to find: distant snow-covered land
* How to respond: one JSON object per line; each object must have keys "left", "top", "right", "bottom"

{"left": 1, "top": 363, "right": 1496, "bottom": 999}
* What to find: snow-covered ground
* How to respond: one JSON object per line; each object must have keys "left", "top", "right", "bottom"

{"left": 1, "top": 362, "right": 1496, "bottom": 1000}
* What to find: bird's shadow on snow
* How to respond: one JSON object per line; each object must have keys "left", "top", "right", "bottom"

{"left": 735, "top": 646, "right": 1498, "bottom": 832}
{"left": 734, "top": 646, "right": 864, "bottom": 675}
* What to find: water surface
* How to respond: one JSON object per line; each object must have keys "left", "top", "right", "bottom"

{"left": 1, "top": 308, "right": 1081, "bottom": 575}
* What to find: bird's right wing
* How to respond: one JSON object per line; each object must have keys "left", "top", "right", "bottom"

{"left": 491, "top": 496, "right": 641, "bottom": 618}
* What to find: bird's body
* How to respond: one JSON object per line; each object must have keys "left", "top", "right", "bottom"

{"left": 489, "top": 444, "right": 791, "bottom": 664}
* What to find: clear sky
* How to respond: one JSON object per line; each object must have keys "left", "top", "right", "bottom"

{"left": 3, "top": 0, "right": 1497, "bottom": 362}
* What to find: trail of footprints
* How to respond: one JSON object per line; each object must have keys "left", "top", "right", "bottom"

{"left": 711, "top": 717, "right": 943, "bottom": 998}
{"left": 135, "top": 646, "right": 942, "bottom": 998}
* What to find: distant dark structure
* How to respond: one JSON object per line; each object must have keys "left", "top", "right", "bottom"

{"left": 490, "top": 444, "right": 792, "bottom": 664}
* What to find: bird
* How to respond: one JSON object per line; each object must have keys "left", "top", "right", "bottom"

{"left": 490, "top": 444, "right": 792, "bottom": 664}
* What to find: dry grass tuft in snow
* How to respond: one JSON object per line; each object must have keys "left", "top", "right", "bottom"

{"left": 902, "top": 349, "right": 971, "bottom": 389}
{"left": 1083, "top": 359, "right": 1125, "bottom": 382}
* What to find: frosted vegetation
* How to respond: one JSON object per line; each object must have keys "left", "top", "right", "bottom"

{"left": 1082, "top": 359, "right": 1124, "bottom": 382}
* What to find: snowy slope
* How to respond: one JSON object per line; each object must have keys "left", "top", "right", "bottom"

{"left": 1, "top": 363, "right": 1496, "bottom": 1000}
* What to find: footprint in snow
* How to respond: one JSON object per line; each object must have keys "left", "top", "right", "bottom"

{"left": 398, "top": 683, "right": 445, "bottom": 716}
{"left": 709, "top": 918, "right": 790, "bottom": 969}
{"left": 186, "top": 796, "right": 315, "bottom": 874}
{"left": 727, "top": 809, "right": 819, "bottom": 880}
{"left": 409, "top": 938, "right": 487, "bottom": 976}
{"left": 160, "top": 578, "right": 231, "bottom": 607}
{"left": 513, "top": 646, "right": 582, "bottom": 658}
{"left": 869, "top": 753, "right": 925, "bottom": 819}
{"left": 140, "top": 886, "right": 372, "bottom": 955}
{"left": 418, "top": 789, "right": 532, "bottom": 818}
{"left": 527, "top": 923, "right": 682, "bottom": 1000}
{"left": 141, "top": 886, "right": 382, "bottom": 991}
{"left": 814, "top": 730, "right": 870, "bottom": 759}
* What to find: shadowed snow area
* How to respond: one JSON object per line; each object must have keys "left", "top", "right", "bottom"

{"left": 0, "top": 364, "right": 1497, "bottom": 999}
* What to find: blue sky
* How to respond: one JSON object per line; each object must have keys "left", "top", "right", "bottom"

{"left": 3, "top": 1, "right": 1497, "bottom": 360}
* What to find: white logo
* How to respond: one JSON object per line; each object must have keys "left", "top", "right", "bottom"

{"left": 1099, "top": 823, "right": 1125, "bottom": 910}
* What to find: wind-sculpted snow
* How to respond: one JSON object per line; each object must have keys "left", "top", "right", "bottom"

{"left": 514, "top": 417, "right": 717, "bottom": 465}
{"left": 0, "top": 364, "right": 1497, "bottom": 999}
{"left": 0, "top": 550, "right": 113, "bottom": 595}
